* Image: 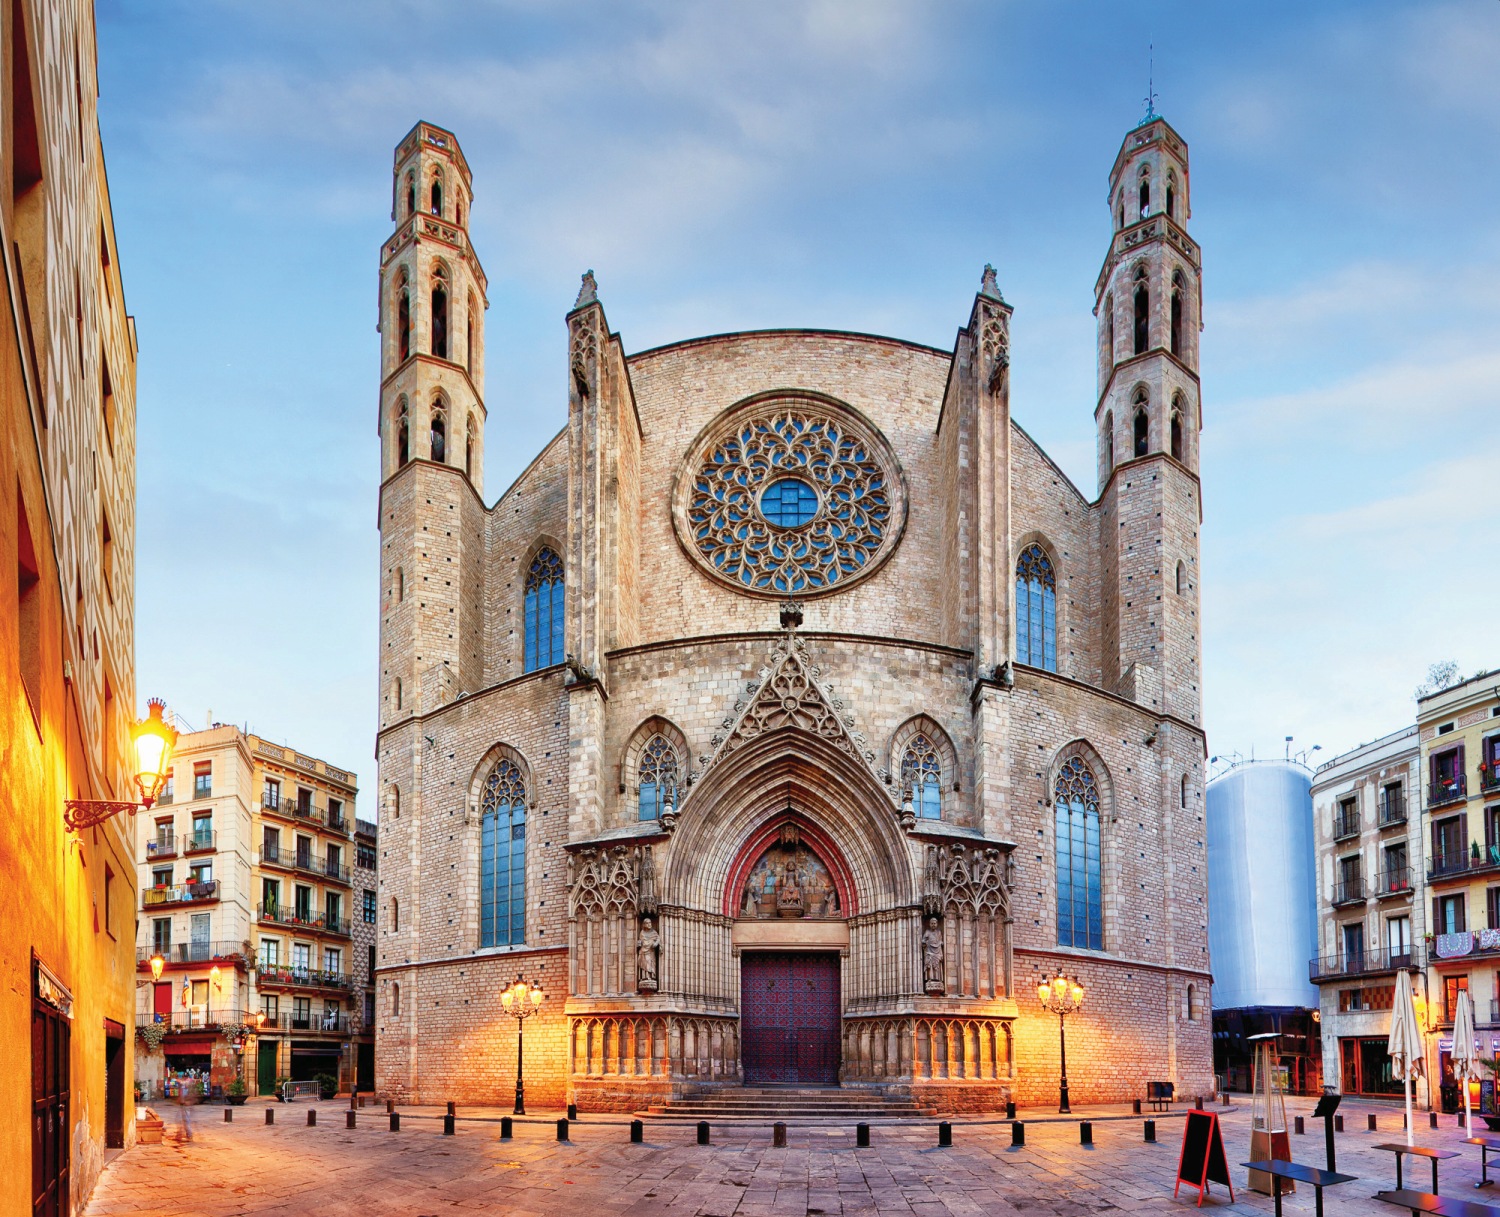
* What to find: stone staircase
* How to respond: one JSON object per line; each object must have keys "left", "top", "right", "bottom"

{"left": 639, "top": 1085, "right": 935, "bottom": 1120}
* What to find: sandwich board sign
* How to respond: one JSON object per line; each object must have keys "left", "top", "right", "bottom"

{"left": 1174, "top": 1108, "right": 1234, "bottom": 1206}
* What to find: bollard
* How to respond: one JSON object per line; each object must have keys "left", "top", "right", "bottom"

{"left": 1132, "top": 1098, "right": 1142, "bottom": 1115}
{"left": 630, "top": 1119, "right": 643, "bottom": 1144}
{"left": 567, "top": 1103, "right": 578, "bottom": 1122}
{"left": 1334, "top": 1114, "right": 1343, "bottom": 1133}
{"left": 1460, "top": 1110, "right": 1468, "bottom": 1128}
{"left": 1295, "top": 1116, "right": 1305, "bottom": 1135}
{"left": 346, "top": 1111, "right": 356, "bottom": 1130}
{"left": 387, "top": 1098, "right": 395, "bottom": 1115}
{"left": 358, "top": 1095, "right": 367, "bottom": 1108}
{"left": 350, "top": 1092, "right": 358, "bottom": 1111}
{"left": 697, "top": 1121, "right": 710, "bottom": 1146}
{"left": 389, "top": 1112, "right": 400, "bottom": 1132}
{"left": 308, "top": 1110, "right": 317, "bottom": 1127}
{"left": 557, "top": 1118, "right": 570, "bottom": 1143}
{"left": 1011, "top": 1121, "right": 1025, "bottom": 1147}
{"left": 1367, "top": 1113, "right": 1376, "bottom": 1131}
{"left": 443, "top": 1114, "right": 455, "bottom": 1136}
{"left": 773, "top": 1122, "right": 787, "bottom": 1148}
{"left": 224, "top": 1108, "right": 233, "bottom": 1123}
{"left": 1005, "top": 1101, "right": 1016, "bottom": 1121}
{"left": 1144, "top": 1120, "right": 1156, "bottom": 1143}
{"left": 500, "top": 1116, "right": 513, "bottom": 1139}
{"left": 447, "top": 1101, "right": 456, "bottom": 1117}
{"left": 1430, "top": 1112, "right": 1439, "bottom": 1130}
{"left": 938, "top": 1121, "right": 953, "bottom": 1148}
{"left": 1194, "top": 1095, "right": 1204, "bottom": 1109}
{"left": 856, "top": 1123, "right": 870, "bottom": 1148}
{"left": 1080, "top": 1121, "right": 1093, "bottom": 1146}
{"left": 266, "top": 1108, "right": 275, "bottom": 1126}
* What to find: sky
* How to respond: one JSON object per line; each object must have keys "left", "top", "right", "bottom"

{"left": 97, "top": 0, "right": 1500, "bottom": 787}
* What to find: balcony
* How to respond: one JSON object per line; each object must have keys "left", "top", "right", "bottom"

{"left": 138, "top": 942, "right": 251, "bottom": 969}
{"left": 141, "top": 880, "right": 219, "bottom": 908}
{"left": 1331, "top": 877, "right": 1366, "bottom": 906}
{"left": 135, "top": 1008, "right": 247, "bottom": 1032}
{"left": 144, "top": 835, "right": 177, "bottom": 860}
{"left": 1333, "top": 810, "right": 1360, "bottom": 841}
{"left": 1483, "top": 767, "right": 1500, "bottom": 795}
{"left": 1309, "top": 947, "right": 1420, "bottom": 982}
{"left": 1429, "top": 777, "right": 1468, "bottom": 808}
{"left": 1427, "top": 846, "right": 1500, "bottom": 884}
{"left": 1429, "top": 927, "right": 1500, "bottom": 965}
{"left": 257, "top": 904, "right": 351, "bottom": 937}
{"left": 260, "top": 1011, "right": 352, "bottom": 1035}
{"left": 183, "top": 830, "right": 217, "bottom": 855}
{"left": 1378, "top": 795, "right": 1408, "bottom": 828}
{"left": 256, "top": 966, "right": 354, "bottom": 993}
{"left": 1372, "top": 867, "right": 1412, "bottom": 898}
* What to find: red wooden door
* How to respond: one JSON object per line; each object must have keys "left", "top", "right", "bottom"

{"left": 153, "top": 982, "right": 173, "bottom": 1019}
{"left": 740, "top": 952, "right": 840, "bottom": 1085}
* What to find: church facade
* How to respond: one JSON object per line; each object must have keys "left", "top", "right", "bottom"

{"left": 373, "top": 116, "right": 1213, "bottom": 1111}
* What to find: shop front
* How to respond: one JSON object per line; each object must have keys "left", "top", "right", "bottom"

{"left": 1340, "top": 1036, "right": 1406, "bottom": 1096}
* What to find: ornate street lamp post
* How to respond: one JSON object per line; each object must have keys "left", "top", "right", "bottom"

{"left": 64, "top": 697, "right": 178, "bottom": 831}
{"left": 1036, "top": 972, "right": 1085, "bottom": 1114}
{"left": 500, "top": 975, "right": 545, "bottom": 1115}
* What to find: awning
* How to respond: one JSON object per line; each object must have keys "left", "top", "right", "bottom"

{"left": 290, "top": 1043, "right": 341, "bottom": 1056}
{"left": 164, "top": 1038, "right": 216, "bottom": 1054}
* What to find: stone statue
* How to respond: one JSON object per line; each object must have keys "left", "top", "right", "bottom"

{"left": 922, "top": 917, "right": 945, "bottom": 993}
{"left": 637, "top": 917, "right": 660, "bottom": 991}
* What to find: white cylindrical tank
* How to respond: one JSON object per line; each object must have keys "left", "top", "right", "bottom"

{"left": 1207, "top": 762, "right": 1317, "bottom": 1010}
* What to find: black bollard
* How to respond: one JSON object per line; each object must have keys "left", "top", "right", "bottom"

{"left": 1430, "top": 1111, "right": 1439, "bottom": 1130}
{"left": 630, "top": 1119, "right": 643, "bottom": 1144}
{"left": 938, "top": 1121, "right": 953, "bottom": 1148}
{"left": 308, "top": 1110, "right": 317, "bottom": 1127}
{"left": 1295, "top": 1116, "right": 1305, "bottom": 1135}
{"left": 567, "top": 1102, "right": 578, "bottom": 1121}
{"left": 443, "top": 1114, "right": 455, "bottom": 1136}
{"left": 350, "top": 1091, "right": 358, "bottom": 1111}
{"left": 389, "top": 1112, "right": 400, "bottom": 1132}
{"left": 266, "top": 1108, "right": 275, "bottom": 1126}
{"left": 1132, "top": 1098, "right": 1142, "bottom": 1115}
{"left": 1460, "top": 1110, "right": 1468, "bottom": 1128}
{"left": 1194, "top": 1095, "right": 1204, "bottom": 1109}
{"left": 1144, "top": 1120, "right": 1156, "bottom": 1143}
{"left": 856, "top": 1123, "right": 870, "bottom": 1148}
{"left": 1080, "top": 1121, "right": 1093, "bottom": 1146}
{"left": 1011, "top": 1121, "right": 1025, "bottom": 1147}
{"left": 697, "top": 1121, "right": 710, "bottom": 1146}
{"left": 447, "top": 1101, "right": 456, "bottom": 1117}
{"left": 1005, "top": 1101, "right": 1016, "bottom": 1120}
{"left": 500, "top": 1116, "right": 513, "bottom": 1139}
{"left": 773, "top": 1122, "right": 787, "bottom": 1148}
{"left": 386, "top": 1098, "right": 395, "bottom": 1115}
{"left": 1368, "top": 1113, "right": 1377, "bottom": 1131}
{"left": 557, "top": 1118, "right": 570, "bottom": 1142}
{"left": 1334, "top": 1113, "right": 1344, "bottom": 1133}
{"left": 346, "top": 1111, "right": 356, "bottom": 1130}
{"left": 224, "top": 1108, "right": 233, "bottom": 1123}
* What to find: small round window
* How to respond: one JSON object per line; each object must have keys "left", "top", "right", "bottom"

{"left": 759, "top": 477, "right": 819, "bottom": 528}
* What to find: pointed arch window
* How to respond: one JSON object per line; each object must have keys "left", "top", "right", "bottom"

{"left": 1132, "top": 268, "right": 1149, "bottom": 355}
{"left": 1054, "top": 755, "right": 1102, "bottom": 950}
{"left": 465, "top": 294, "right": 475, "bottom": 375}
{"left": 1133, "top": 392, "right": 1149, "bottom": 457}
{"left": 1170, "top": 271, "right": 1184, "bottom": 357}
{"left": 465, "top": 413, "right": 476, "bottom": 479}
{"left": 479, "top": 757, "right": 527, "bottom": 947}
{"left": 398, "top": 287, "right": 410, "bottom": 362}
{"left": 1166, "top": 172, "right": 1177, "bottom": 220}
{"left": 430, "top": 177, "right": 443, "bottom": 217}
{"left": 523, "top": 548, "right": 564, "bottom": 672}
{"left": 1170, "top": 406, "right": 1184, "bottom": 462}
{"left": 1175, "top": 560, "right": 1186, "bottom": 596}
{"left": 1138, "top": 174, "right": 1150, "bottom": 219}
{"left": 637, "top": 735, "right": 678, "bottom": 821}
{"left": 1103, "top": 410, "right": 1115, "bottom": 471}
{"left": 431, "top": 269, "right": 448, "bottom": 360}
{"left": 1105, "top": 294, "right": 1115, "bottom": 365}
{"left": 430, "top": 403, "right": 446, "bottom": 464}
{"left": 901, "top": 734, "right": 943, "bottom": 820}
{"left": 405, "top": 174, "right": 415, "bottom": 219}
{"left": 396, "top": 398, "right": 410, "bottom": 467}
{"left": 1015, "top": 544, "right": 1057, "bottom": 672}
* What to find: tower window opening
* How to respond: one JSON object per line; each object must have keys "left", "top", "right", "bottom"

{"left": 391, "top": 899, "right": 399, "bottom": 933}
{"left": 397, "top": 289, "right": 410, "bottom": 362}
{"left": 1170, "top": 409, "right": 1183, "bottom": 462}
{"left": 1105, "top": 294, "right": 1115, "bottom": 365}
{"left": 1166, "top": 180, "right": 1176, "bottom": 220}
{"left": 1170, "top": 290, "right": 1183, "bottom": 357}
{"left": 1175, "top": 560, "right": 1186, "bottom": 596}
{"left": 466, "top": 313, "right": 473, "bottom": 375}
{"left": 431, "top": 280, "right": 448, "bottom": 360}
{"left": 430, "top": 408, "right": 446, "bottom": 464}
{"left": 395, "top": 567, "right": 404, "bottom": 601}
{"left": 405, "top": 174, "right": 414, "bottom": 219}
{"left": 430, "top": 178, "right": 442, "bottom": 217}
{"left": 1015, "top": 543, "right": 1057, "bottom": 672}
{"left": 1133, "top": 277, "right": 1149, "bottom": 355}
{"left": 1133, "top": 405, "right": 1149, "bottom": 458}
{"left": 394, "top": 677, "right": 402, "bottom": 711}
{"left": 1139, "top": 177, "right": 1150, "bottom": 219}
{"left": 524, "top": 547, "right": 565, "bottom": 672}
{"left": 396, "top": 399, "right": 410, "bottom": 467}
{"left": 1180, "top": 774, "right": 1189, "bottom": 807}
{"left": 465, "top": 414, "right": 476, "bottom": 480}
{"left": 1104, "top": 410, "right": 1115, "bottom": 471}
{"left": 456, "top": 198, "right": 462, "bottom": 226}
{"left": 391, "top": 981, "right": 400, "bottom": 1014}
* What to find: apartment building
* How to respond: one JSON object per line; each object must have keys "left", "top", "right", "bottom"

{"left": 352, "top": 818, "right": 379, "bottom": 1091}
{"left": 1311, "top": 726, "right": 1424, "bottom": 1101}
{"left": 1419, "top": 670, "right": 1500, "bottom": 1107}
{"left": 134, "top": 726, "right": 361, "bottom": 1094}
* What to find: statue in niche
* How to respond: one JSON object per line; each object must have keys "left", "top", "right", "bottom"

{"left": 636, "top": 917, "right": 660, "bottom": 991}
{"left": 736, "top": 837, "right": 841, "bottom": 920}
{"left": 922, "top": 917, "right": 945, "bottom": 993}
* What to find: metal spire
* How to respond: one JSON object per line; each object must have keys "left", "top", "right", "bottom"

{"left": 1137, "top": 43, "right": 1160, "bottom": 127}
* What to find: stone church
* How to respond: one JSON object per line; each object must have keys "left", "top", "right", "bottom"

{"left": 373, "top": 115, "right": 1213, "bottom": 1110}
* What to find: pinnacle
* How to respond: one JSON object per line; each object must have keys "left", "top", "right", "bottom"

{"left": 574, "top": 269, "right": 598, "bottom": 309}
{"left": 979, "top": 264, "right": 1005, "bottom": 303}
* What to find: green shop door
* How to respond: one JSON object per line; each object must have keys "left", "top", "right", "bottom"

{"left": 257, "top": 1041, "right": 279, "bottom": 1096}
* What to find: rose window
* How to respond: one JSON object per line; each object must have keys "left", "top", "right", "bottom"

{"left": 674, "top": 395, "right": 906, "bottom": 597}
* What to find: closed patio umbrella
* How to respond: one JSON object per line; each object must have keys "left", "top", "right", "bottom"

{"left": 1454, "top": 988, "right": 1479, "bottom": 1137}
{"left": 1389, "top": 968, "right": 1424, "bottom": 1148}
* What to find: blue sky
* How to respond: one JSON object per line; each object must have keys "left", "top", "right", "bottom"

{"left": 98, "top": 0, "right": 1500, "bottom": 783}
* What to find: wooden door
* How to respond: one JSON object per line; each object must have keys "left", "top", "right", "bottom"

{"left": 258, "top": 1040, "right": 279, "bottom": 1095}
{"left": 740, "top": 952, "right": 840, "bottom": 1085}
{"left": 32, "top": 1002, "right": 69, "bottom": 1217}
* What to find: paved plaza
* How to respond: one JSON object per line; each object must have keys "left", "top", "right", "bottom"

{"left": 84, "top": 1093, "right": 1500, "bottom": 1216}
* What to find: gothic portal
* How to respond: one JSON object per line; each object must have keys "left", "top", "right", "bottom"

{"left": 373, "top": 118, "right": 1214, "bottom": 1110}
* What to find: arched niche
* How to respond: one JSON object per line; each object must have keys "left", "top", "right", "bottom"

{"left": 725, "top": 817, "right": 856, "bottom": 921}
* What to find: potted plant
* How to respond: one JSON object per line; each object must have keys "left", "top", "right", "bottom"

{"left": 314, "top": 1072, "right": 338, "bottom": 1100}
{"left": 224, "top": 1078, "right": 248, "bottom": 1106}
{"left": 137, "top": 1022, "right": 168, "bottom": 1054}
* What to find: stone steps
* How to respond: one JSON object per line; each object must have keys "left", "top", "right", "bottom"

{"left": 640, "top": 1087, "right": 934, "bottom": 1120}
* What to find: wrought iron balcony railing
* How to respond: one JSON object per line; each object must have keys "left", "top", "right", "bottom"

{"left": 1333, "top": 810, "right": 1360, "bottom": 841}
{"left": 1331, "top": 877, "right": 1366, "bottom": 905}
{"left": 138, "top": 942, "right": 251, "bottom": 968}
{"left": 256, "top": 966, "right": 354, "bottom": 992}
{"left": 1377, "top": 795, "right": 1408, "bottom": 827}
{"left": 141, "top": 880, "right": 219, "bottom": 907}
{"left": 1429, "top": 777, "right": 1468, "bottom": 808}
{"left": 145, "top": 835, "right": 177, "bottom": 859}
{"left": 1372, "top": 867, "right": 1412, "bottom": 897}
{"left": 183, "top": 830, "right": 217, "bottom": 855}
{"left": 1309, "top": 947, "right": 1419, "bottom": 982}
{"left": 135, "top": 1008, "right": 247, "bottom": 1032}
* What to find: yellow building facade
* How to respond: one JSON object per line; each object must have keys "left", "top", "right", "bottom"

{"left": 1, "top": 0, "right": 143, "bottom": 1212}
{"left": 1420, "top": 670, "right": 1500, "bottom": 1104}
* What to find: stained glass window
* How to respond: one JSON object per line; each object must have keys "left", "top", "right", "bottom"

{"left": 524, "top": 548, "right": 564, "bottom": 672}
{"left": 479, "top": 758, "right": 527, "bottom": 948}
{"left": 760, "top": 477, "right": 819, "bottom": 528}
{"left": 902, "top": 735, "right": 943, "bottom": 820}
{"left": 1015, "top": 544, "right": 1057, "bottom": 672}
{"left": 637, "top": 735, "right": 678, "bottom": 821}
{"left": 1054, "top": 756, "right": 1102, "bottom": 950}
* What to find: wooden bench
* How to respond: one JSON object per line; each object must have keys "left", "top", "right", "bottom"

{"left": 1376, "top": 1188, "right": 1500, "bottom": 1216}
{"left": 1146, "top": 1080, "right": 1175, "bottom": 1111}
{"left": 1241, "top": 1159, "right": 1354, "bottom": 1217}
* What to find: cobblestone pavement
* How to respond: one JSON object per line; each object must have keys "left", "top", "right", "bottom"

{"left": 86, "top": 1094, "right": 1495, "bottom": 1216}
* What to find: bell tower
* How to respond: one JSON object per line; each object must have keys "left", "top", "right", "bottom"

{"left": 376, "top": 121, "right": 489, "bottom": 731}
{"left": 1093, "top": 114, "right": 1203, "bottom": 726}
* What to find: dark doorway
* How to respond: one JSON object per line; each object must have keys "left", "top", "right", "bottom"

{"left": 104, "top": 1022, "right": 125, "bottom": 1149}
{"left": 357, "top": 1041, "right": 375, "bottom": 1092}
{"left": 32, "top": 999, "right": 70, "bottom": 1217}
{"left": 740, "top": 952, "right": 840, "bottom": 1085}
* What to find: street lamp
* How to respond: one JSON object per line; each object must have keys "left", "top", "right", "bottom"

{"left": 149, "top": 953, "right": 165, "bottom": 982}
{"left": 64, "top": 698, "right": 178, "bottom": 831}
{"left": 1036, "top": 971, "right": 1085, "bottom": 1114}
{"left": 500, "top": 975, "right": 545, "bottom": 1115}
